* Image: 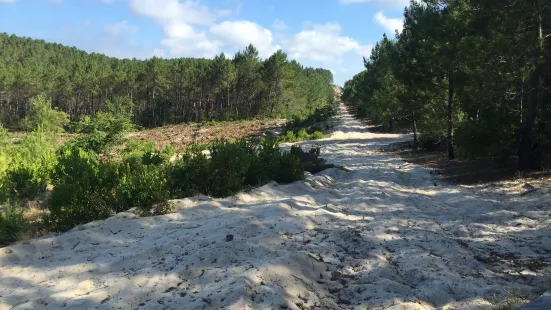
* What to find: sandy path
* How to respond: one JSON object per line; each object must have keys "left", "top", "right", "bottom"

{"left": 1, "top": 105, "right": 550, "bottom": 310}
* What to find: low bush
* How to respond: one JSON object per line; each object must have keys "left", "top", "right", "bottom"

{"left": 0, "top": 202, "right": 28, "bottom": 246}
{"left": 48, "top": 145, "right": 119, "bottom": 231}
{"left": 121, "top": 141, "right": 175, "bottom": 167}
{"left": 279, "top": 129, "right": 324, "bottom": 143}
{"left": 167, "top": 147, "right": 210, "bottom": 198}
{"left": 48, "top": 143, "right": 174, "bottom": 231}
{"left": 0, "top": 131, "right": 56, "bottom": 203}
{"left": 208, "top": 140, "right": 255, "bottom": 197}
{"left": 168, "top": 138, "right": 309, "bottom": 198}
{"left": 116, "top": 164, "right": 171, "bottom": 215}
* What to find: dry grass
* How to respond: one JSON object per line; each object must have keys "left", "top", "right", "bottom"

{"left": 127, "top": 119, "right": 286, "bottom": 152}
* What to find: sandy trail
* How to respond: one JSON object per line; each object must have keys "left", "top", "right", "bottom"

{"left": 1, "top": 105, "right": 550, "bottom": 310}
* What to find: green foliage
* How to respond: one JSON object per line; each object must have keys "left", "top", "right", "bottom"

{"left": 0, "top": 33, "right": 334, "bottom": 128}
{"left": 455, "top": 119, "right": 516, "bottom": 164}
{"left": 279, "top": 129, "right": 325, "bottom": 143}
{"left": 121, "top": 141, "right": 174, "bottom": 167}
{"left": 275, "top": 152, "right": 305, "bottom": 183}
{"left": 48, "top": 140, "right": 173, "bottom": 231}
{"left": 168, "top": 139, "right": 307, "bottom": 198}
{"left": 207, "top": 140, "right": 255, "bottom": 196}
{"left": 0, "top": 202, "right": 28, "bottom": 246}
{"left": 71, "top": 97, "right": 135, "bottom": 154}
{"left": 48, "top": 145, "right": 118, "bottom": 231}
{"left": 0, "top": 126, "right": 12, "bottom": 184}
{"left": 116, "top": 164, "right": 171, "bottom": 215}
{"left": 167, "top": 147, "right": 210, "bottom": 198}
{"left": 24, "top": 94, "right": 69, "bottom": 133}
{"left": 0, "top": 131, "right": 56, "bottom": 202}
{"left": 342, "top": 0, "right": 551, "bottom": 169}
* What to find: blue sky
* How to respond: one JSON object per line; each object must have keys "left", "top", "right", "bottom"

{"left": 0, "top": 0, "right": 408, "bottom": 85}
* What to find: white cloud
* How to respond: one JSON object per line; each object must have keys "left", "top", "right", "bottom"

{"left": 161, "top": 23, "right": 221, "bottom": 58}
{"left": 287, "top": 22, "right": 372, "bottom": 66}
{"left": 0, "top": 0, "right": 17, "bottom": 3}
{"left": 96, "top": 0, "right": 372, "bottom": 84}
{"left": 128, "top": 0, "right": 217, "bottom": 25}
{"left": 104, "top": 20, "right": 139, "bottom": 36}
{"left": 339, "top": 0, "right": 409, "bottom": 8}
{"left": 374, "top": 11, "right": 403, "bottom": 34}
{"left": 120, "top": 0, "right": 279, "bottom": 58}
{"left": 210, "top": 21, "right": 279, "bottom": 58}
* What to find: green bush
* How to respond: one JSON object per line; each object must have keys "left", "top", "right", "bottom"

{"left": 168, "top": 139, "right": 307, "bottom": 199}
{"left": 3, "top": 164, "right": 49, "bottom": 201}
{"left": 246, "top": 138, "right": 282, "bottom": 185}
{"left": 49, "top": 143, "right": 173, "bottom": 231}
{"left": 274, "top": 152, "right": 305, "bottom": 183}
{"left": 24, "top": 94, "right": 69, "bottom": 133}
{"left": 0, "top": 131, "right": 56, "bottom": 203}
{"left": 48, "top": 145, "right": 119, "bottom": 231}
{"left": 455, "top": 118, "right": 516, "bottom": 164}
{"left": 167, "top": 147, "right": 210, "bottom": 198}
{"left": 297, "top": 129, "right": 310, "bottom": 141}
{"left": 279, "top": 129, "right": 324, "bottom": 143}
{"left": 208, "top": 140, "right": 255, "bottom": 197}
{"left": 116, "top": 164, "right": 171, "bottom": 215}
{"left": 282, "top": 130, "right": 297, "bottom": 142}
{"left": 121, "top": 141, "right": 174, "bottom": 167}
{"left": 0, "top": 202, "right": 28, "bottom": 246}
{"left": 72, "top": 97, "right": 135, "bottom": 154}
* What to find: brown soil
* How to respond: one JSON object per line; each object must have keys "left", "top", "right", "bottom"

{"left": 127, "top": 119, "right": 286, "bottom": 152}
{"left": 8, "top": 119, "right": 287, "bottom": 152}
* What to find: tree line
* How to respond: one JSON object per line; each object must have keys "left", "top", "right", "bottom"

{"left": 0, "top": 33, "right": 334, "bottom": 128}
{"left": 342, "top": 0, "right": 550, "bottom": 171}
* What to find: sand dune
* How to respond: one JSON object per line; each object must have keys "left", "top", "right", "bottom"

{"left": 1, "top": 105, "right": 550, "bottom": 310}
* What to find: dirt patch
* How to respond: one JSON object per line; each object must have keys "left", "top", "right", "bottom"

{"left": 127, "top": 119, "right": 286, "bottom": 152}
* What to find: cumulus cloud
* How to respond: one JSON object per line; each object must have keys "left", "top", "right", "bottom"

{"left": 123, "top": 0, "right": 277, "bottom": 58}
{"left": 286, "top": 22, "right": 372, "bottom": 66}
{"left": 374, "top": 11, "right": 403, "bottom": 34}
{"left": 210, "top": 21, "right": 280, "bottom": 58}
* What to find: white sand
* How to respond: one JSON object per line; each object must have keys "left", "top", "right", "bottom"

{"left": 1, "top": 105, "right": 550, "bottom": 310}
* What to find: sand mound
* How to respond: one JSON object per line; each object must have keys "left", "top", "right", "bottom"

{"left": 1, "top": 105, "right": 550, "bottom": 310}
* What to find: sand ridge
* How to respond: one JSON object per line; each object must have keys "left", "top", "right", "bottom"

{"left": 1, "top": 105, "right": 550, "bottom": 310}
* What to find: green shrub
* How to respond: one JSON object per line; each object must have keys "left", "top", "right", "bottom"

{"left": 168, "top": 139, "right": 307, "bottom": 198}
{"left": 48, "top": 145, "right": 119, "bottom": 231}
{"left": 24, "top": 94, "right": 69, "bottom": 133}
{"left": 282, "top": 130, "right": 297, "bottom": 142}
{"left": 297, "top": 129, "right": 310, "bottom": 141}
{"left": 121, "top": 141, "right": 174, "bottom": 167}
{"left": 0, "top": 131, "right": 56, "bottom": 203}
{"left": 3, "top": 164, "right": 49, "bottom": 201}
{"left": 246, "top": 138, "right": 283, "bottom": 185}
{"left": 49, "top": 141, "right": 174, "bottom": 231}
{"left": 167, "top": 147, "right": 210, "bottom": 198}
{"left": 455, "top": 118, "right": 516, "bottom": 164}
{"left": 279, "top": 129, "right": 324, "bottom": 143}
{"left": 0, "top": 202, "right": 28, "bottom": 246}
{"left": 208, "top": 140, "right": 255, "bottom": 197}
{"left": 311, "top": 131, "right": 324, "bottom": 140}
{"left": 275, "top": 152, "right": 305, "bottom": 183}
{"left": 116, "top": 164, "right": 171, "bottom": 215}
{"left": 72, "top": 97, "right": 135, "bottom": 154}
